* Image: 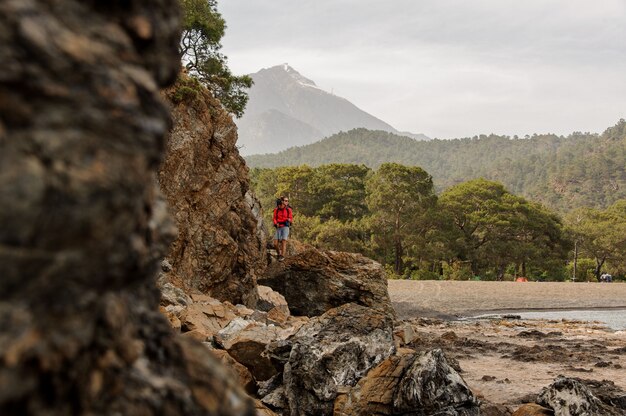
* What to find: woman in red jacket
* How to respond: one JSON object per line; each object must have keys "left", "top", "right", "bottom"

{"left": 273, "top": 196, "right": 293, "bottom": 261}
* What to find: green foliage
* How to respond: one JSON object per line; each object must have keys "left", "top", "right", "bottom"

{"left": 565, "top": 199, "right": 626, "bottom": 280}
{"left": 250, "top": 162, "right": 625, "bottom": 282}
{"left": 171, "top": 75, "right": 203, "bottom": 104}
{"left": 442, "top": 261, "right": 474, "bottom": 281}
{"left": 439, "top": 179, "right": 570, "bottom": 280}
{"left": 179, "top": 0, "right": 252, "bottom": 117}
{"left": 366, "top": 163, "right": 437, "bottom": 274}
{"left": 247, "top": 120, "right": 626, "bottom": 212}
{"left": 566, "top": 258, "right": 597, "bottom": 282}
{"left": 407, "top": 269, "right": 440, "bottom": 281}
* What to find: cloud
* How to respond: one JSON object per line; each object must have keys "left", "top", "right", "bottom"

{"left": 218, "top": 0, "right": 626, "bottom": 138}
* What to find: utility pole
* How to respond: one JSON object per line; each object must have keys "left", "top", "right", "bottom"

{"left": 572, "top": 239, "right": 578, "bottom": 282}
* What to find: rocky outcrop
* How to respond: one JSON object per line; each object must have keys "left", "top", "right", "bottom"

{"left": 158, "top": 76, "right": 266, "bottom": 307}
{"left": 260, "top": 247, "right": 394, "bottom": 318}
{"left": 261, "top": 303, "right": 396, "bottom": 415}
{"left": 537, "top": 376, "right": 622, "bottom": 416}
{"left": 334, "top": 348, "right": 480, "bottom": 415}
{"left": 0, "top": 1, "right": 254, "bottom": 414}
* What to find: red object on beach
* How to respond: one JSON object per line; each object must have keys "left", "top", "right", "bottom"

{"left": 515, "top": 277, "right": 528, "bottom": 282}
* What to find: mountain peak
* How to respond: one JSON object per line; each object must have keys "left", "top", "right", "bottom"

{"left": 237, "top": 64, "right": 428, "bottom": 155}
{"left": 261, "top": 64, "right": 318, "bottom": 88}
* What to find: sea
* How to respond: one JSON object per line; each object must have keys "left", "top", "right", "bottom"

{"left": 473, "top": 309, "right": 626, "bottom": 331}
{"left": 515, "top": 309, "right": 626, "bottom": 331}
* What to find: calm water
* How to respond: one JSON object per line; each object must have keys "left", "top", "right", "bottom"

{"left": 474, "top": 309, "right": 626, "bottom": 331}
{"left": 515, "top": 309, "right": 626, "bottom": 331}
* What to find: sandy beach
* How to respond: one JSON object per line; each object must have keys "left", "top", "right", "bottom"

{"left": 388, "top": 280, "right": 626, "bottom": 411}
{"left": 389, "top": 280, "right": 626, "bottom": 318}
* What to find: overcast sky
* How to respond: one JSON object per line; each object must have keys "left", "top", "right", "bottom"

{"left": 218, "top": 0, "right": 626, "bottom": 139}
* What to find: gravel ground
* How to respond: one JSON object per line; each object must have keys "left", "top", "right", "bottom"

{"left": 388, "top": 280, "right": 626, "bottom": 318}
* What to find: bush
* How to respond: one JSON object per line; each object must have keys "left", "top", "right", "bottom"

{"left": 384, "top": 264, "right": 400, "bottom": 279}
{"left": 442, "top": 261, "right": 473, "bottom": 280}
{"left": 171, "top": 76, "right": 203, "bottom": 104}
{"left": 566, "top": 258, "right": 596, "bottom": 282}
{"left": 408, "top": 269, "right": 440, "bottom": 280}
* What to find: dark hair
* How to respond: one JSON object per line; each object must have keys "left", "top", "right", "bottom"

{"left": 276, "top": 198, "right": 284, "bottom": 207}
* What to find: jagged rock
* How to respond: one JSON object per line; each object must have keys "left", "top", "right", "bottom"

{"left": 334, "top": 348, "right": 480, "bottom": 416}
{"left": 266, "top": 307, "right": 290, "bottom": 326}
{"left": 537, "top": 376, "right": 620, "bottom": 416}
{"left": 258, "top": 285, "right": 290, "bottom": 314}
{"left": 160, "top": 283, "right": 193, "bottom": 307}
{"left": 260, "top": 247, "right": 394, "bottom": 318}
{"left": 393, "top": 322, "right": 420, "bottom": 347}
{"left": 217, "top": 322, "right": 284, "bottom": 382}
{"left": 210, "top": 349, "right": 256, "bottom": 394}
{"left": 179, "top": 300, "right": 237, "bottom": 338}
{"left": 511, "top": 404, "right": 553, "bottom": 416}
{"left": 263, "top": 388, "right": 289, "bottom": 414}
{"left": 258, "top": 375, "right": 289, "bottom": 412}
{"left": 281, "top": 303, "right": 395, "bottom": 415}
{"left": 481, "top": 401, "right": 513, "bottom": 416}
{"left": 0, "top": 1, "right": 255, "bottom": 413}
{"left": 571, "top": 378, "right": 626, "bottom": 412}
{"left": 159, "top": 77, "right": 266, "bottom": 308}
{"left": 254, "top": 399, "right": 279, "bottom": 416}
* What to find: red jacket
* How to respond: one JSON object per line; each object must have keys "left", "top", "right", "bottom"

{"left": 273, "top": 206, "right": 293, "bottom": 227}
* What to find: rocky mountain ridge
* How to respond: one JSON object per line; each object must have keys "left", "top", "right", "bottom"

{"left": 235, "top": 64, "right": 428, "bottom": 155}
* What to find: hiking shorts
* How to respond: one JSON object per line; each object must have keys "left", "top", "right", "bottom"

{"left": 274, "top": 226, "right": 289, "bottom": 241}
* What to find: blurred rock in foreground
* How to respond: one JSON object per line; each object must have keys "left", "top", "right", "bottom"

{"left": 0, "top": 0, "right": 253, "bottom": 414}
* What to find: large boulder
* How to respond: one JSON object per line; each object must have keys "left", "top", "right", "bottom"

{"left": 0, "top": 1, "right": 254, "bottom": 414}
{"left": 178, "top": 298, "right": 238, "bottom": 339}
{"left": 537, "top": 376, "right": 621, "bottom": 416}
{"left": 210, "top": 349, "right": 256, "bottom": 394}
{"left": 260, "top": 248, "right": 394, "bottom": 318}
{"left": 158, "top": 76, "right": 267, "bottom": 308}
{"left": 216, "top": 321, "right": 284, "bottom": 382}
{"left": 334, "top": 348, "right": 480, "bottom": 415}
{"left": 278, "top": 303, "right": 396, "bottom": 415}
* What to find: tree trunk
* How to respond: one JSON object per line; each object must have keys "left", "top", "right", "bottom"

{"left": 496, "top": 264, "right": 505, "bottom": 281}
{"left": 572, "top": 240, "right": 578, "bottom": 282}
{"left": 394, "top": 237, "right": 403, "bottom": 275}
{"left": 394, "top": 211, "right": 402, "bottom": 275}
{"left": 594, "top": 256, "right": 606, "bottom": 282}
{"left": 521, "top": 261, "right": 526, "bottom": 277}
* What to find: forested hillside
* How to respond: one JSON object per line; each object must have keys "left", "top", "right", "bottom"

{"left": 246, "top": 120, "right": 626, "bottom": 211}
{"left": 251, "top": 164, "right": 626, "bottom": 281}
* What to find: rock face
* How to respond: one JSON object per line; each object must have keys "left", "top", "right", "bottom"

{"left": 335, "top": 348, "right": 480, "bottom": 416}
{"left": 158, "top": 77, "right": 266, "bottom": 307}
{"left": 0, "top": 1, "right": 253, "bottom": 414}
{"left": 275, "top": 303, "right": 395, "bottom": 415}
{"left": 260, "top": 248, "right": 394, "bottom": 318}
{"left": 537, "top": 376, "right": 621, "bottom": 416}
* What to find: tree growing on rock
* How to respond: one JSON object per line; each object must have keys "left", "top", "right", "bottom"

{"left": 180, "top": 0, "right": 252, "bottom": 117}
